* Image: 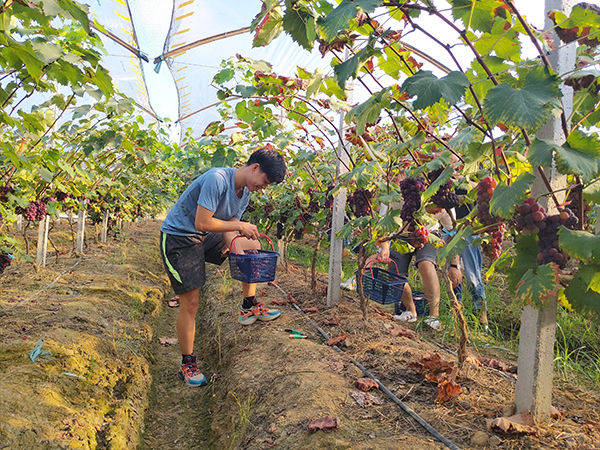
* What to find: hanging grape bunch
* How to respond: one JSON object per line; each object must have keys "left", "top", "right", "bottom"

{"left": 0, "top": 252, "right": 12, "bottom": 275}
{"left": 514, "top": 197, "right": 547, "bottom": 233}
{"left": 15, "top": 200, "right": 47, "bottom": 222}
{"left": 307, "top": 188, "right": 320, "bottom": 214}
{"left": 398, "top": 177, "right": 428, "bottom": 249}
{"left": 0, "top": 185, "right": 15, "bottom": 203}
{"left": 53, "top": 190, "right": 70, "bottom": 202}
{"left": 348, "top": 189, "right": 373, "bottom": 218}
{"left": 537, "top": 208, "right": 578, "bottom": 268}
{"left": 324, "top": 184, "right": 334, "bottom": 210}
{"left": 565, "top": 185, "right": 588, "bottom": 228}
{"left": 476, "top": 177, "right": 505, "bottom": 260}
{"left": 429, "top": 168, "right": 459, "bottom": 209}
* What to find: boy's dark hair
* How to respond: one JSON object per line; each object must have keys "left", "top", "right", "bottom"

{"left": 247, "top": 147, "right": 286, "bottom": 183}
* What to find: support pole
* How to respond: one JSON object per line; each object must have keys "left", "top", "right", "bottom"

{"left": 16, "top": 215, "right": 22, "bottom": 232}
{"left": 326, "top": 105, "right": 350, "bottom": 306}
{"left": 514, "top": 0, "right": 575, "bottom": 422}
{"left": 100, "top": 210, "right": 109, "bottom": 244}
{"left": 277, "top": 238, "right": 286, "bottom": 268}
{"left": 76, "top": 205, "right": 86, "bottom": 254}
{"left": 35, "top": 215, "right": 49, "bottom": 267}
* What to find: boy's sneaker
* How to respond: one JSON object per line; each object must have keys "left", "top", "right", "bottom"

{"left": 238, "top": 308, "right": 258, "bottom": 325}
{"left": 253, "top": 302, "right": 281, "bottom": 321}
{"left": 423, "top": 316, "right": 442, "bottom": 331}
{"left": 394, "top": 311, "right": 417, "bottom": 323}
{"left": 178, "top": 362, "right": 207, "bottom": 387}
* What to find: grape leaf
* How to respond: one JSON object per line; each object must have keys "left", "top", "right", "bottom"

{"left": 346, "top": 88, "right": 391, "bottom": 135}
{"left": 564, "top": 265, "right": 600, "bottom": 316}
{"left": 527, "top": 138, "right": 556, "bottom": 168}
{"left": 489, "top": 172, "right": 535, "bottom": 219}
{"left": 437, "top": 226, "right": 473, "bottom": 265}
{"left": 583, "top": 180, "right": 600, "bottom": 203}
{"left": 474, "top": 20, "right": 521, "bottom": 62}
{"left": 203, "top": 121, "right": 224, "bottom": 136}
{"left": 422, "top": 166, "right": 453, "bottom": 202}
{"left": 515, "top": 264, "right": 557, "bottom": 306}
{"left": 483, "top": 67, "right": 561, "bottom": 131}
{"left": 554, "top": 130, "right": 600, "bottom": 183}
{"left": 317, "top": 0, "right": 380, "bottom": 40}
{"left": 252, "top": 4, "right": 283, "bottom": 47}
{"left": 401, "top": 70, "right": 469, "bottom": 110}
{"left": 333, "top": 42, "right": 376, "bottom": 90}
{"left": 558, "top": 227, "right": 600, "bottom": 264}
{"left": 508, "top": 234, "right": 538, "bottom": 290}
{"left": 213, "top": 68, "right": 234, "bottom": 84}
{"left": 282, "top": 1, "right": 317, "bottom": 50}
{"left": 450, "top": 0, "right": 505, "bottom": 32}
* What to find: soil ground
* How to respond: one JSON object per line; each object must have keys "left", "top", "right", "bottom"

{"left": 1, "top": 219, "right": 599, "bottom": 449}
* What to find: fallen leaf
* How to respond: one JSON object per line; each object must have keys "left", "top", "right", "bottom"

{"left": 464, "top": 355, "right": 481, "bottom": 367}
{"left": 326, "top": 334, "right": 349, "bottom": 346}
{"left": 323, "top": 317, "right": 340, "bottom": 326}
{"left": 308, "top": 415, "right": 339, "bottom": 432}
{"left": 355, "top": 377, "right": 379, "bottom": 392}
{"left": 486, "top": 412, "right": 536, "bottom": 435}
{"left": 159, "top": 337, "right": 178, "bottom": 346}
{"left": 410, "top": 353, "right": 454, "bottom": 383}
{"left": 303, "top": 306, "right": 319, "bottom": 313}
{"left": 287, "top": 294, "right": 297, "bottom": 303}
{"left": 350, "top": 391, "right": 384, "bottom": 407}
{"left": 479, "top": 357, "right": 517, "bottom": 374}
{"left": 389, "top": 327, "right": 416, "bottom": 339}
{"left": 258, "top": 289, "right": 268, "bottom": 297}
{"left": 271, "top": 298, "right": 287, "bottom": 306}
{"left": 267, "top": 423, "right": 277, "bottom": 434}
{"left": 435, "top": 374, "right": 463, "bottom": 404}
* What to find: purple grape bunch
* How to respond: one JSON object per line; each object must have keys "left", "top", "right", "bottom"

{"left": 399, "top": 177, "right": 426, "bottom": 224}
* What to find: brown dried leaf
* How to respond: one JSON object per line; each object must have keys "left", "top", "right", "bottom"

{"left": 389, "top": 326, "right": 416, "bottom": 339}
{"left": 308, "top": 415, "right": 338, "bottom": 432}
{"left": 303, "top": 306, "right": 319, "bottom": 313}
{"left": 410, "top": 353, "right": 454, "bottom": 382}
{"left": 487, "top": 412, "right": 536, "bottom": 435}
{"left": 479, "top": 357, "right": 517, "bottom": 374}
{"left": 323, "top": 317, "right": 340, "bottom": 326}
{"left": 326, "top": 334, "right": 349, "bottom": 346}
{"left": 355, "top": 377, "right": 378, "bottom": 392}
{"left": 271, "top": 298, "right": 287, "bottom": 306}
{"left": 287, "top": 293, "right": 297, "bottom": 304}
{"left": 158, "top": 337, "right": 178, "bottom": 346}
{"left": 435, "top": 374, "right": 463, "bottom": 404}
{"left": 350, "top": 391, "right": 384, "bottom": 407}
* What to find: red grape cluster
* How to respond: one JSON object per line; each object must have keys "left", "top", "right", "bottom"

{"left": 514, "top": 197, "right": 546, "bottom": 233}
{"left": 477, "top": 177, "right": 505, "bottom": 260}
{"left": 409, "top": 227, "right": 429, "bottom": 250}
{"left": 399, "top": 177, "right": 426, "bottom": 224}
{"left": 307, "top": 188, "right": 320, "bottom": 214}
{"left": 0, "top": 185, "right": 15, "bottom": 203}
{"left": 54, "top": 190, "right": 70, "bottom": 202}
{"left": 348, "top": 189, "right": 373, "bottom": 218}
{"left": 0, "top": 252, "right": 11, "bottom": 275}
{"left": 16, "top": 200, "right": 47, "bottom": 222}
{"left": 428, "top": 169, "right": 459, "bottom": 210}
{"left": 537, "top": 209, "right": 578, "bottom": 268}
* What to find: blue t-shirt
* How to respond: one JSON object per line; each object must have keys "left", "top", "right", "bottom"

{"left": 161, "top": 167, "right": 250, "bottom": 236}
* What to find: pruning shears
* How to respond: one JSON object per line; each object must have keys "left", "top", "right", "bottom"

{"left": 284, "top": 329, "right": 308, "bottom": 339}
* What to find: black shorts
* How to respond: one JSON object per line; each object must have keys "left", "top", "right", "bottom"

{"left": 159, "top": 232, "right": 229, "bottom": 295}
{"left": 389, "top": 242, "right": 438, "bottom": 276}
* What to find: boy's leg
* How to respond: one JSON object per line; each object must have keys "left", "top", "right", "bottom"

{"left": 177, "top": 288, "right": 199, "bottom": 355}
{"left": 414, "top": 244, "right": 440, "bottom": 317}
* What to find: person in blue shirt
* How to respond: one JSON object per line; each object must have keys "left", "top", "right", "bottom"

{"left": 160, "top": 147, "right": 286, "bottom": 386}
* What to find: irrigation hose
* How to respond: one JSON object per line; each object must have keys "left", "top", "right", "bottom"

{"left": 269, "top": 281, "right": 461, "bottom": 450}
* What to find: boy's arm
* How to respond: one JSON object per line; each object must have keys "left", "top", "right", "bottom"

{"left": 195, "top": 205, "right": 259, "bottom": 239}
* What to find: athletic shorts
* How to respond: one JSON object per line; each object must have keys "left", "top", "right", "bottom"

{"left": 159, "top": 232, "right": 229, "bottom": 295}
{"left": 389, "top": 242, "right": 438, "bottom": 277}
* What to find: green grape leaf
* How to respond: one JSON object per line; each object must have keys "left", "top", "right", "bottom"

{"left": 282, "top": 1, "right": 317, "bottom": 50}
{"left": 583, "top": 180, "right": 600, "bottom": 203}
{"left": 401, "top": 70, "right": 469, "bottom": 110}
{"left": 235, "top": 85, "right": 257, "bottom": 97}
{"left": 213, "top": 68, "right": 234, "bottom": 84}
{"left": 564, "top": 265, "right": 600, "bottom": 316}
{"left": 489, "top": 172, "right": 535, "bottom": 219}
{"left": 527, "top": 138, "right": 556, "bottom": 168}
{"left": 515, "top": 264, "right": 558, "bottom": 306}
{"left": 333, "top": 41, "right": 376, "bottom": 90}
{"left": 252, "top": 4, "right": 284, "bottom": 47}
{"left": 346, "top": 88, "right": 391, "bottom": 135}
{"left": 450, "top": 0, "right": 505, "bottom": 32}
{"left": 473, "top": 19, "right": 521, "bottom": 62}
{"left": 317, "top": 0, "right": 380, "bottom": 40}
{"left": 508, "top": 234, "right": 538, "bottom": 290}
{"left": 31, "top": 41, "right": 62, "bottom": 64}
{"left": 483, "top": 67, "right": 561, "bottom": 131}
{"left": 554, "top": 130, "right": 600, "bottom": 183}
{"left": 437, "top": 226, "right": 474, "bottom": 265}
{"left": 203, "top": 121, "right": 224, "bottom": 136}
{"left": 422, "top": 166, "right": 453, "bottom": 202}
{"left": 558, "top": 227, "right": 600, "bottom": 264}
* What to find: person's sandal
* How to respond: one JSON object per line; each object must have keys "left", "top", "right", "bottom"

{"left": 167, "top": 296, "right": 180, "bottom": 308}
{"left": 423, "top": 316, "right": 442, "bottom": 331}
{"left": 393, "top": 311, "right": 417, "bottom": 323}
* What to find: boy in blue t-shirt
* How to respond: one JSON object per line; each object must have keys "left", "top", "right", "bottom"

{"left": 160, "top": 148, "right": 286, "bottom": 386}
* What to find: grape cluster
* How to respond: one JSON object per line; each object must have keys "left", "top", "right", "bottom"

{"left": 307, "top": 188, "right": 320, "bottom": 214}
{"left": 431, "top": 181, "right": 459, "bottom": 209}
{"left": 409, "top": 227, "right": 429, "bottom": 250}
{"left": 565, "top": 185, "right": 588, "bottom": 228}
{"left": 276, "top": 222, "right": 284, "bottom": 240}
{"left": 477, "top": 177, "right": 505, "bottom": 260}
{"left": 536, "top": 210, "right": 578, "bottom": 268}
{"left": 17, "top": 200, "right": 47, "bottom": 222}
{"left": 324, "top": 184, "right": 334, "bottom": 210}
{"left": 399, "top": 177, "right": 426, "bottom": 224}
{"left": 0, "top": 185, "right": 15, "bottom": 203}
{"left": 348, "top": 189, "right": 373, "bottom": 218}
{"left": 514, "top": 197, "right": 546, "bottom": 233}
{"left": 0, "top": 252, "right": 11, "bottom": 275}
{"left": 54, "top": 190, "right": 70, "bottom": 202}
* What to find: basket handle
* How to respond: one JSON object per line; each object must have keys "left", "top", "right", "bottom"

{"left": 230, "top": 234, "right": 274, "bottom": 254}
{"left": 362, "top": 258, "right": 400, "bottom": 279}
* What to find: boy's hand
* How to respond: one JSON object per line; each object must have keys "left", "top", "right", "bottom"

{"left": 238, "top": 222, "right": 259, "bottom": 239}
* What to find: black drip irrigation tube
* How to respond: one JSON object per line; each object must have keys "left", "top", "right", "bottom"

{"left": 269, "top": 282, "right": 461, "bottom": 450}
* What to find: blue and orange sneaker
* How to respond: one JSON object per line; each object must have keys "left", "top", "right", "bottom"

{"left": 238, "top": 308, "right": 258, "bottom": 325}
{"left": 178, "top": 358, "right": 207, "bottom": 387}
{"left": 253, "top": 302, "right": 281, "bottom": 321}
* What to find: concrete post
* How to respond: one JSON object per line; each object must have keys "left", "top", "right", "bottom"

{"left": 514, "top": 0, "right": 575, "bottom": 422}
{"left": 277, "top": 238, "right": 285, "bottom": 267}
{"left": 100, "top": 210, "right": 109, "bottom": 243}
{"left": 35, "top": 215, "right": 49, "bottom": 267}
{"left": 76, "top": 206, "right": 86, "bottom": 254}
{"left": 16, "top": 215, "right": 23, "bottom": 232}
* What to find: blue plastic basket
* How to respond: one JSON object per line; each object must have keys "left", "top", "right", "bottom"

{"left": 358, "top": 260, "right": 408, "bottom": 305}
{"left": 395, "top": 290, "right": 429, "bottom": 316}
{"left": 228, "top": 234, "right": 279, "bottom": 283}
